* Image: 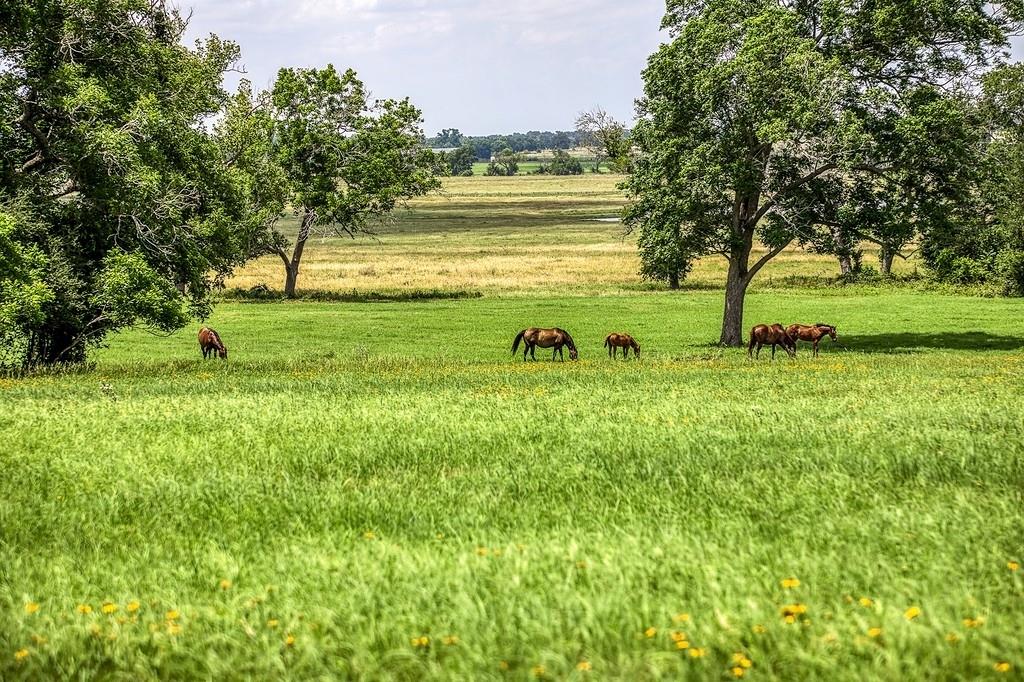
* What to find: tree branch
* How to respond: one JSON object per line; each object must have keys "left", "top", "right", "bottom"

{"left": 753, "top": 163, "right": 837, "bottom": 224}
{"left": 744, "top": 240, "right": 792, "bottom": 286}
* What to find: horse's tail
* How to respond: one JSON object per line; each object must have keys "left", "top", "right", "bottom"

{"left": 511, "top": 330, "right": 526, "bottom": 355}
{"left": 604, "top": 335, "right": 610, "bottom": 348}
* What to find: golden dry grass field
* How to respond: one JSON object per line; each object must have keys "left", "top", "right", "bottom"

{"left": 225, "top": 174, "right": 916, "bottom": 296}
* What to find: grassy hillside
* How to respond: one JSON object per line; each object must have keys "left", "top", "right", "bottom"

{"left": 1, "top": 175, "right": 1021, "bottom": 680}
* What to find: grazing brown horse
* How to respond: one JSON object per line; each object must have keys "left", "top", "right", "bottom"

{"left": 198, "top": 326, "right": 228, "bottom": 360}
{"left": 786, "top": 323, "right": 838, "bottom": 357}
{"left": 512, "top": 327, "right": 578, "bottom": 361}
{"left": 604, "top": 333, "right": 640, "bottom": 359}
{"left": 748, "top": 323, "right": 796, "bottom": 360}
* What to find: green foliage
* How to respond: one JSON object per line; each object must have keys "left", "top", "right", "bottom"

{"left": 0, "top": 0, "right": 261, "bottom": 366}
{"left": 439, "top": 145, "right": 476, "bottom": 176}
{"left": 94, "top": 251, "right": 190, "bottom": 331}
{"left": 547, "top": 149, "right": 584, "bottom": 175}
{"left": 922, "top": 65, "right": 1024, "bottom": 295}
{"left": 484, "top": 148, "right": 521, "bottom": 176}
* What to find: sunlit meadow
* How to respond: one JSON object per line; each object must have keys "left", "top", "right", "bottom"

{"left": 1, "top": 175, "right": 1022, "bottom": 680}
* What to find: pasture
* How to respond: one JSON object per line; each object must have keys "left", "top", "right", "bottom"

{"left": 1, "top": 175, "right": 1022, "bottom": 680}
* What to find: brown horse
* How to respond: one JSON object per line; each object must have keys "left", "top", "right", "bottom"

{"left": 512, "top": 327, "right": 578, "bottom": 361}
{"left": 786, "top": 323, "right": 838, "bottom": 357}
{"left": 199, "top": 326, "right": 227, "bottom": 360}
{"left": 748, "top": 323, "right": 796, "bottom": 360}
{"left": 604, "top": 333, "right": 640, "bottom": 359}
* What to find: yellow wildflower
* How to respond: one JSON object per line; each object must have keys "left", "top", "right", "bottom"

{"left": 267, "top": 619, "right": 279, "bottom": 629}
{"left": 220, "top": 579, "right": 232, "bottom": 591}
{"left": 644, "top": 627, "right": 657, "bottom": 638}
{"left": 24, "top": 602, "right": 39, "bottom": 615}
{"left": 167, "top": 622, "right": 181, "bottom": 635}
{"left": 689, "top": 647, "right": 707, "bottom": 658}
{"left": 77, "top": 604, "right": 92, "bottom": 615}
{"left": 576, "top": 661, "right": 592, "bottom": 671}
{"left": 904, "top": 606, "right": 921, "bottom": 621}
{"left": 859, "top": 597, "right": 873, "bottom": 607}
{"left": 963, "top": 617, "right": 984, "bottom": 628}
{"left": 14, "top": 648, "right": 29, "bottom": 662}
{"left": 499, "top": 660, "right": 510, "bottom": 671}
{"left": 780, "top": 577, "right": 801, "bottom": 589}
{"left": 443, "top": 635, "right": 459, "bottom": 646}
{"left": 946, "top": 633, "right": 959, "bottom": 644}
{"left": 732, "top": 666, "right": 746, "bottom": 678}
{"left": 1009, "top": 561, "right": 1020, "bottom": 572}
{"left": 670, "top": 631, "right": 686, "bottom": 642}
{"left": 31, "top": 635, "right": 47, "bottom": 646}
{"left": 410, "top": 636, "right": 429, "bottom": 648}
{"left": 285, "top": 634, "right": 295, "bottom": 647}
{"left": 576, "top": 561, "right": 588, "bottom": 570}
{"left": 101, "top": 602, "right": 117, "bottom": 614}
{"left": 475, "top": 547, "right": 489, "bottom": 556}
{"left": 676, "top": 640, "right": 691, "bottom": 650}
{"left": 780, "top": 603, "right": 807, "bottom": 622}
{"left": 672, "top": 613, "right": 691, "bottom": 624}
{"left": 995, "top": 662, "right": 1011, "bottom": 673}
{"left": 363, "top": 531, "right": 376, "bottom": 540}
{"left": 165, "top": 610, "right": 180, "bottom": 621}
{"left": 733, "top": 653, "right": 753, "bottom": 668}
{"left": 126, "top": 600, "right": 140, "bottom": 613}
{"left": 752, "top": 624, "right": 767, "bottom": 634}
{"left": 868, "top": 627, "right": 883, "bottom": 638}
{"left": 532, "top": 664, "right": 545, "bottom": 677}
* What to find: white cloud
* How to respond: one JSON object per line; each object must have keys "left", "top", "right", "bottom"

{"left": 181, "top": 0, "right": 668, "bottom": 132}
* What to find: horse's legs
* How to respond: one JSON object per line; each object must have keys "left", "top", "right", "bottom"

{"left": 755, "top": 343, "right": 762, "bottom": 359}
{"left": 771, "top": 344, "right": 777, "bottom": 360}
{"left": 623, "top": 346, "right": 629, "bottom": 359}
{"left": 813, "top": 339, "right": 819, "bottom": 357}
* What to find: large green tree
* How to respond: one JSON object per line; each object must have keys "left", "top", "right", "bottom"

{"left": 0, "top": 0, "right": 264, "bottom": 367}
{"left": 270, "top": 66, "right": 440, "bottom": 297}
{"left": 626, "top": 0, "right": 1022, "bottom": 345}
{"left": 922, "top": 64, "right": 1024, "bottom": 294}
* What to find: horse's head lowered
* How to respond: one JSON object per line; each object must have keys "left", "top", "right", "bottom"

{"left": 568, "top": 345, "right": 579, "bottom": 360}
{"left": 818, "top": 323, "right": 838, "bottom": 343}
{"left": 218, "top": 345, "right": 228, "bottom": 360}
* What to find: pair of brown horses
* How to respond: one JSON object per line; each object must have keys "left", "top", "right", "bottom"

{"left": 511, "top": 328, "right": 641, "bottom": 361}
{"left": 748, "top": 323, "right": 838, "bottom": 359}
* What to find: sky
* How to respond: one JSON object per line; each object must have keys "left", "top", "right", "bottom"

{"left": 181, "top": 0, "right": 668, "bottom": 136}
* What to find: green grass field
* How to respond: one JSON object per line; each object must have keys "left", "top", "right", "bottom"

{"left": 2, "top": 176, "right": 1022, "bottom": 680}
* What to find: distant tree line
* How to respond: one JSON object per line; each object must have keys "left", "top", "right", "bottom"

{"left": 424, "top": 129, "right": 585, "bottom": 159}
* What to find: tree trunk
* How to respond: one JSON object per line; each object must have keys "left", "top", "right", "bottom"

{"left": 879, "top": 246, "right": 894, "bottom": 275}
{"left": 838, "top": 253, "right": 854, "bottom": 276}
{"left": 720, "top": 256, "right": 749, "bottom": 347}
{"left": 831, "top": 224, "right": 855, "bottom": 275}
{"left": 668, "top": 271, "right": 680, "bottom": 290}
{"left": 282, "top": 208, "right": 314, "bottom": 298}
